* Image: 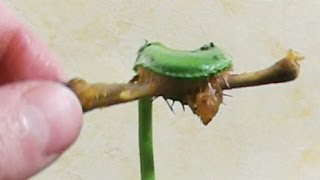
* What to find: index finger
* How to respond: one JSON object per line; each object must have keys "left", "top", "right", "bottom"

{"left": 0, "top": 2, "right": 63, "bottom": 84}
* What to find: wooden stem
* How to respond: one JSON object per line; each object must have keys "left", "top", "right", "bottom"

{"left": 67, "top": 49, "right": 303, "bottom": 111}
{"left": 222, "top": 49, "right": 303, "bottom": 90}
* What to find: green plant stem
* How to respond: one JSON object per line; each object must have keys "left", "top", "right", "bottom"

{"left": 138, "top": 97, "right": 155, "bottom": 180}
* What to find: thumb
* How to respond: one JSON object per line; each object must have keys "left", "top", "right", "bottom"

{"left": 0, "top": 81, "right": 83, "bottom": 180}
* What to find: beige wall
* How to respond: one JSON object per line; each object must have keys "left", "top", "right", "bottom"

{"left": 4, "top": 0, "right": 319, "bottom": 179}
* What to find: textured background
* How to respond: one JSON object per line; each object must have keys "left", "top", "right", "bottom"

{"left": 3, "top": 0, "right": 319, "bottom": 179}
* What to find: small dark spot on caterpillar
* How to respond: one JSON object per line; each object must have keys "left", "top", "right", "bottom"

{"left": 200, "top": 42, "right": 215, "bottom": 51}
{"left": 212, "top": 55, "right": 219, "bottom": 60}
{"left": 200, "top": 45, "right": 209, "bottom": 51}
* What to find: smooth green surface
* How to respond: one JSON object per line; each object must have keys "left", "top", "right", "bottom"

{"left": 139, "top": 97, "right": 155, "bottom": 180}
{"left": 134, "top": 42, "right": 233, "bottom": 78}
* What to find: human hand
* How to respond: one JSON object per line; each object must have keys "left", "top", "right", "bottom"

{"left": 0, "top": 2, "right": 83, "bottom": 180}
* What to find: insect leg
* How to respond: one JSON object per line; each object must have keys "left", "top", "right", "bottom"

{"left": 163, "top": 97, "right": 175, "bottom": 114}
{"left": 208, "top": 82, "right": 216, "bottom": 95}
{"left": 171, "top": 101, "right": 175, "bottom": 107}
{"left": 152, "top": 96, "right": 159, "bottom": 102}
{"left": 223, "top": 93, "right": 233, "bottom": 98}
{"left": 180, "top": 102, "right": 185, "bottom": 111}
{"left": 223, "top": 76, "right": 230, "bottom": 88}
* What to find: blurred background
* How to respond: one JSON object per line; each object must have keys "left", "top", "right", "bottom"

{"left": 4, "top": 0, "right": 319, "bottom": 179}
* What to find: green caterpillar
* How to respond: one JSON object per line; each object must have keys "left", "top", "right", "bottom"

{"left": 133, "top": 41, "right": 233, "bottom": 125}
{"left": 134, "top": 42, "right": 233, "bottom": 79}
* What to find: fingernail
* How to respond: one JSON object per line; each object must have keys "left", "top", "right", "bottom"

{"left": 22, "top": 104, "right": 50, "bottom": 152}
{"left": 23, "top": 82, "right": 82, "bottom": 155}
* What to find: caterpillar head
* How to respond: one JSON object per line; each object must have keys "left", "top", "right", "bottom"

{"left": 196, "top": 89, "right": 222, "bottom": 125}
{"left": 187, "top": 85, "right": 223, "bottom": 125}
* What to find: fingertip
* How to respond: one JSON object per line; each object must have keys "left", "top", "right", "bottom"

{"left": 0, "top": 2, "right": 64, "bottom": 84}
{"left": 0, "top": 26, "right": 64, "bottom": 83}
{"left": 23, "top": 82, "right": 83, "bottom": 155}
{"left": 0, "top": 81, "right": 83, "bottom": 179}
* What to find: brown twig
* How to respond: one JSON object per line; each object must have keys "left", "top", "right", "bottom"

{"left": 223, "top": 49, "right": 303, "bottom": 89}
{"left": 67, "top": 49, "right": 303, "bottom": 112}
{"left": 67, "top": 78, "right": 155, "bottom": 112}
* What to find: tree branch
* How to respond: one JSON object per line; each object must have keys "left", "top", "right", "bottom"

{"left": 67, "top": 49, "right": 303, "bottom": 112}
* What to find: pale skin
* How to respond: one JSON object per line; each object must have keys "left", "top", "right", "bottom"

{"left": 0, "top": 2, "right": 83, "bottom": 180}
